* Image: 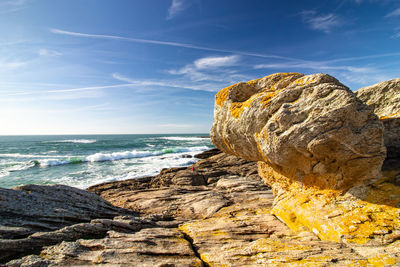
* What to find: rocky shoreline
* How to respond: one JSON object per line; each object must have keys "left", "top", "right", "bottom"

{"left": 1, "top": 73, "right": 400, "bottom": 266}
{"left": 0, "top": 148, "right": 397, "bottom": 266}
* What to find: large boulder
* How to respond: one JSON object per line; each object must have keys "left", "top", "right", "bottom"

{"left": 211, "top": 72, "right": 386, "bottom": 193}
{"left": 355, "top": 78, "right": 400, "bottom": 158}
{"left": 210, "top": 73, "right": 400, "bottom": 254}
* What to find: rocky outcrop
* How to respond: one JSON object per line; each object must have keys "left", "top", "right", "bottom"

{"left": 210, "top": 73, "right": 400, "bottom": 263}
{"left": 356, "top": 78, "right": 400, "bottom": 158}
{"left": 211, "top": 72, "right": 386, "bottom": 193}
{"left": 4, "top": 150, "right": 395, "bottom": 266}
{"left": 0, "top": 184, "right": 134, "bottom": 263}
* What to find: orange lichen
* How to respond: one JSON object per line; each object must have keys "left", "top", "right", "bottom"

{"left": 228, "top": 73, "right": 300, "bottom": 119}
{"left": 229, "top": 94, "right": 260, "bottom": 119}
{"left": 271, "top": 174, "right": 400, "bottom": 244}
{"left": 216, "top": 84, "right": 236, "bottom": 106}
{"left": 379, "top": 110, "right": 400, "bottom": 120}
{"left": 288, "top": 76, "right": 318, "bottom": 87}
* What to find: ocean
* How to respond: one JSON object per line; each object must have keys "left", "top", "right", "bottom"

{"left": 0, "top": 134, "right": 214, "bottom": 189}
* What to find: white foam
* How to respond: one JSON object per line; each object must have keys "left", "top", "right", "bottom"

{"left": 37, "top": 159, "right": 72, "bottom": 167}
{"left": 159, "top": 136, "right": 210, "bottom": 141}
{"left": 86, "top": 150, "right": 160, "bottom": 162}
{"left": 0, "top": 161, "right": 36, "bottom": 177}
{"left": 45, "top": 139, "right": 97, "bottom": 144}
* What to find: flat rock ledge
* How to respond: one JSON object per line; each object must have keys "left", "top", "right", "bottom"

{"left": 2, "top": 150, "right": 399, "bottom": 266}
{"left": 210, "top": 73, "right": 400, "bottom": 265}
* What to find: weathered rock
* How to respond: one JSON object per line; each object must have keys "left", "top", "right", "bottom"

{"left": 211, "top": 72, "right": 386, "bottom": 192}
{"left": 5, "top": 151, "right": 400, "bottom": 266}
{"left": 194, "top": 148, "right": 220, "bottom": 159}
{"left": 0, "top": 184, "right": 132, "bottom": 238}
{"left": 179, "top": 192, "right": 369, "bottom": 266}
{"left": 209, "top": 74, "right": 400, "bottom": 262}
{"left": 0, "top": 184, "right": 134, "bottom": 263}
{"left": 88, "top": 152, "right": 264, "bottom": 220}
{"left": 6, "top": 216, "right": 202, "bottom": 267}
{"left": 356, "top": 78, "right": 400, "bottom": 158}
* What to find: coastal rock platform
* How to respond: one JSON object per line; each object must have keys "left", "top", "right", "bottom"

{"left": 2, "top": 150, "right": 398, "bottom": 266}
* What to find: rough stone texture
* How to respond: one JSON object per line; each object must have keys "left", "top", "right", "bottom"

{"left": 0, "top": 184, "right": 134, "bottom": 263}
{"left": 5, "top": 150, "right": 397, "bottom": 266}
{"left": 6, "top": 216, "right": 202, "bottom": 267}
{"left": 88, "top": 151, "right": 261, "bottom": 218}
{"left": 0, "top": 184, "right": 132, "bottom": 238}
{"left": 209, "top": 74, "right": 400, "bottom": 264}
{"left": 211, "top": 72, "right": 386, "bottom": 193}
{"left": 356, "top": 78, "right": 400, "bottom": 158}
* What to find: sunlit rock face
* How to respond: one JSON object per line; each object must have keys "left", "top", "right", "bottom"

{"left": 210, "top": 72, "right": 386, "bottom": 193}
{"left": 356, "top": 78, "right": 400, "bottom": 158}
{"left": 210, "top": 73, "right": 400, "bottom": 260}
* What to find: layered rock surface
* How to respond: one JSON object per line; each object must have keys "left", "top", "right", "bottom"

{"left": 0, "top": 184, "right": 134, "bottom": 263}
{"left": 4, "top": 150, "right": 394, "bottom": 266}
{"left": 211, "top": 72, "right": 386, "bottom": 193}
{"left": 210, "top": 73, "right": 400, "bottom": 264}
{"left": 356, "top": 78, "right": 400, "bottom": 158}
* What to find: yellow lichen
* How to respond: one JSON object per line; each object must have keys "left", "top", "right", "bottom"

{"left": 227, "top": 73, "right": 301, "bottom": 119}
{"left": 288, "top": 76, "right": 318, "bottom": 87}
{"left": 249, "top": 238, "right": 312, "bottom": 253}
{"left": 271, "top": 174, "right": 400, "bottom": 245}
{"left": 379, "top": 110, "right": 400, "bottom": 120}
{"left": 367, "top": 254, "right": 400, "bottom": 266}
{"left": 216, "top": 84, "right": 236, "bottom": 106}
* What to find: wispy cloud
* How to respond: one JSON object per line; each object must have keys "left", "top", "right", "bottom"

{"left": 194, "top": 55, "right": 239, "bottom": 69}
{"left": 169, "top": 55, "right": 243, "bottom": 83}
{"left": 0, "top": 59, "right": 27, "bottom": 70}
{"left": 392, "top": 30, "right": 400, "bottom": 38}
{"left": 5, "top": 0, "right": 29, "bottom": 5}
{"left": 0, "top": 0, "right": 30, "bottom": 14}
{"left": 300, "top": 10, "right": 343, "bottom": 33}
{"left": 254, "top": 62, "right": 372, "bottom": 73}
{"left": 38, "top": 49, "right": 62, "bottom": 57}
{"left": 6, "top": 83, "right": 135, "bottom": 97}
{"left": 112, "top": 72, "right": 224, "bottom": 92}
{"left": 49, "top": 28, "right": 300, "bottom": 61}
{"left": 385, "top": 8, "right": 400, "bottom": 17}
{"left": 167, "top": 0, "right": 186, "bottom": 20}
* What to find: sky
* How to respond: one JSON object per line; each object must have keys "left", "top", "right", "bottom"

{"left": 1, "top": 0, "right": 400, "bottom": 135}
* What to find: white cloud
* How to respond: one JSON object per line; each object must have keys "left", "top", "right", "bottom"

{"left": 38, "top": 49, "right": 62, "bottom": 57}
{"left": 6, "top": 0, "right": 28, "bottom": 5}
{"left": 385, "top": 8, "right": 400, "bottom": 17}
{"left": 112, "top": 72, "right": 223, "bottom": 92}
{"left": 392, "top": 31, "right": 400, "bottom": 38}
{"left": 168, "top": 55, "right": 243, "bottom": 83}
{"left": 194, "top": 55, "right": 239, "bottom": 69}
{"left": 167, "top": 0, "right": 186, "bottom": 20}
{"left": 49, "top": 28, "right": 298, "bottom": 61}
{"left": 301, "top": 10, "right": 343, "bottom": 33}
{"left": 254, "top": 62, "right": 372, "bottom": 73}
{"left": 0, "top": 0, "right": 30, "bottom": 14}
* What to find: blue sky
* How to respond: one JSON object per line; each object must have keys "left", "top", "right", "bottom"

{"left": 1, "top": 0, "right": 400, "bottom": 134}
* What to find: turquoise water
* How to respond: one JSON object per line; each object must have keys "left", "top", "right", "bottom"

{"left": 0, "top": 134, "right": 213, "bottom": 189}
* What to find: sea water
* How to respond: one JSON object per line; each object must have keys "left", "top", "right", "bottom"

{"left": 0, "top": 134, "right": 214, "bottom": 189}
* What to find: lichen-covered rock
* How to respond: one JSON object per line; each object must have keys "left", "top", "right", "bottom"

{"left": 211, "top": 73, "right": 386, "bottom": 193}
{"left": 210, "top": 74, "right": 400, "bottom": 259}
{"left": 356, "top": 78, "right": 400, "bottom": 158}
{"left": 4, "top": 151, "right": 400, "bottom": 266}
